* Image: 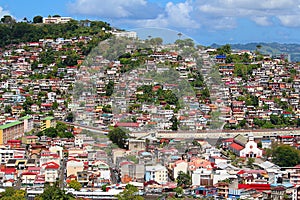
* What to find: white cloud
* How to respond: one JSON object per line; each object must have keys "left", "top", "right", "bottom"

{"left": 251, "top": 16, "right": 272, "bottom": 26}
{"left": 68, "top": 0, "right": 159, "bottom": 19}
{"left": 164, "top": 1, "right": 199, "bottom": 28}
{"left": 195, "top": 0, "right": 300, "bottom": 27}
{"left": 67, "top": 0, "right": 300, "bottom": 30}
{"left": 135, "top": 1, "right": 199, "bottom": 28}
{"left": 0, "top": 6, "right": 11, "bottom": 19}
{"left": 278, "top": 15, "right": 300, "bottom": 27}
{"left": 96, "top": 0, "right": 200, "bottom": 29}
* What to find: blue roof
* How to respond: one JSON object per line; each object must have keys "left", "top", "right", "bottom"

{"left": 171, "top": 155, "right": 180, "bottom": 160}
{"left": 270, "top": 183, "right": 294, "bottom": 188}
{"left": 141, "top": 152, "right": 152, "bottom": 156}
{"left": 216, "top": 55, "right": 226, "bottom": 59}
{"left": 261, "top": 140, "right": 271, "bottom": 143}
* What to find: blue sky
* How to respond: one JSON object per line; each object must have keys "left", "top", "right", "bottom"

{"left": 2, "top": 0, "right": 300, "bottom": 45}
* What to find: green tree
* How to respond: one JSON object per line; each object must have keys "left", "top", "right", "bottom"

{"left": 52, "top": 101, "right": 59, "bottom": 110}
{"left": 174, "top": 186, "right": 183, "bottom": 198}
{"left": 1, "top": 15, "right": 16, "bottom": 24}
{"left": 101, "top": 184, "right": 108, "bottom": 192}
{"left": 170, "top": 115, "right": 179, "bottom": 131}
{"left": 149, "top": 37, "right": 163, "bottom": 46}
{"left": 117, "top": 184, "right": 144, "bottom": 200}
{"left": 0, "top": 187, "right": 26, "bottom": 200}
{"left": 4, "top": 105, "right": 11, "bottom": 113}
{"left": 272, "top": 145, "right": 300, "bottom": 167}
{"left": 33, "top": 15, "right": 43, "bottom": 23}
{"left": 105, "top": 80, "right": 114, "bottom": 96}
{"left": 36, "top": 183, "right": 75, "bottom": 200}
{"left": 68, "top": 180, "right": 82, "bottom": 191}
{"left": 38, "top": 127, "right": 58, "bottom": 138}
{"left": 176, "top": 171, "right": 191, "bottom": 188}
{"left": 247, "top": 157, "right": 255, "bottom": 168}
{"left": 65, "top": 112, "right": 75, "bottom": 122}
{"left": 216, "top": 44, "right": 231, "bottom": 55}
{"left": 108, "top": 127, "right": 129, "bottom": 149}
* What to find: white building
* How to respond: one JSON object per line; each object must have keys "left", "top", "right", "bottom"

{"left": 192, "top": 168, "right": 212, "bottom": 186}
{"left": 43, "top": 16, "right": 72, "bottom": 24}
{"left": 112, "top": 31, "right": 137, "bottom": 39}
{"left": 240, "top": 134, "right": 263, "bottom": 158}
{"left": 145, "top": 164, "right": 168, "bottom": 184}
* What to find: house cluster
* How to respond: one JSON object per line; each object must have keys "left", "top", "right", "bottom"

{"left": 207, "top": 49, "right": 300, "bottom": 127}
{"left": 0, "top": 33, "right": 98, "bottom": 128}
{"left": 0, "top": 118, "right": 299, "bottom": 199}
{"left": 72, "top": 40, "right": 300, "bottom": 134}
{"left": 107, "top": 132, "right": 300, "bottom": 199}
{"left": 0, "top": 130, "right": 113, "bottom": 190}
{"left": 72, "top": 42, "right": 215, "bottom": 131}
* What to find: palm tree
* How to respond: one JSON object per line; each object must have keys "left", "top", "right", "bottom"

{"left": 177, "top": 32, "right": 183, "bottom": 39}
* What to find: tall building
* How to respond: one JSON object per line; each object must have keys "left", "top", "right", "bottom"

{"left": 0, "top": 121, "right": 24, "bottom": 144}
{"left": 19, "top": 115, "right": 34, "bottom": 133}
{"left": 40, "top": 116, "right": 55, "bottom": 131}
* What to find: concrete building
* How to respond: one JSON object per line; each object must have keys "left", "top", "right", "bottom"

{"left": 0, "top": 121, "right": 24, "bottom": 145}
{"left": 145, "top": 164, "right": 168, "bottom": 184}
{"left": 43, "top": 16, "right": 72, "bottom": 24}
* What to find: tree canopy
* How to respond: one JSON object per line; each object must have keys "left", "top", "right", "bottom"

{"left": 33, "top": 15, "right": 43, "bottom": 23}
{"left": 68, "top": 180, "right": 82, "bottom": 191}
{"left": 0, "top": 18, "right": 111, "bottom": 47}
{"left": 35, "top": 184, "right": 75, "bottom": 200}
{"left": 37, "top": 121, "right": 74, "bottom": 138}
{"left": 272, "top": 144, "right": 300, "bottom": 167}
{"left": 176, "top": 171, "right": 192, "bottom": 188}
{"left": 117, "top": 184, "right": 144, "bottom": 200}
{"left": 108, "top": 127, "right": 129, "bottom": 149}
{"left": 170, "top": 115, "right": 179, "bottom": 131}
{"left": 0, "top": 187, "right": 26, "bottom": 200}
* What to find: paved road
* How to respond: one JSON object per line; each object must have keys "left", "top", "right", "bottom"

{"left": 65, "top": 121, "right": 300, "bottom": 139}
{"left": 156, "top": 128, "right": 300, "bottom": 139}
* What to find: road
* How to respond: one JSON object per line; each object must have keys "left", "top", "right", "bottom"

{"left": 156, "top": 128, "right": 300, "bottom": 139}
{"left": 64, "top": 121, "right": 300, "bottom": 139}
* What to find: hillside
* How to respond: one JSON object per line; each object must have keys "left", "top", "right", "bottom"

{"left": 211, "top": 42, "right": 300, "bottom": 62}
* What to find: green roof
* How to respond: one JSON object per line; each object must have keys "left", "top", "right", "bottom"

{"left": 43, "top": 116, "right": 54, "bottom": 120}
{"left": 0, "top": 121, "right": 23, "bottom": 130}
{"left": 19, "top": 115, "right": 32, "bottom": 120}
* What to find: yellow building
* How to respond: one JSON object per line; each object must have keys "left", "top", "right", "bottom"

{"left": 0, "top": 121, "right": 24, "bottom": 145}
{"left": 40, "top": 116, "right": 55, "bottom": 131}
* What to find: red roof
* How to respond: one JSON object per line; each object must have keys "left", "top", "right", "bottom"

{"left": 7, "top": 140, "right": 21, "bottom": 143}
{"left": 13, "top": 155, "right": 24, "bottom": 158}
{"left": 278, "top": 135, "right": 294, "bottom": 139}
{"left": 115, "top": 122, "right": 140, "bottom": 127}
{"left": 223, "top": 138, "right": 234, "bottom": 143}
{"left": 1, "top": 168, "right": 16, "bottom": 174}
{"left": 41, "top": 103, "right": 52, "bottom": 107}
{"left": 42, "top": 161, "right": 60, "bottom": 169}
{"left": 238, "top": 184, "right": 270, "bottom": 191}
{"left": 120, "top": 161, "right": 134, "bottom": 167}
{"left": 230, "top": 142, "right": 244, "bottom": 151}
{"left": 21, "top": 172, "right": 38, "bottom": 176}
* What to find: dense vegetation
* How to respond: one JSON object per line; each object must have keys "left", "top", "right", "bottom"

{"left": 0, "top": 15, "right": 111, "bottom": 49}
{"left": 108, "top": 127, "right": 129, "bottom": 149}
{"left": 271, "top": 144, "right": 300, "bottom": 167}
{"left": 211, "top": 42, "right": 300, "bottom": 62}
{"left": 37, "top": 121, "right": 74, "bottom": 138}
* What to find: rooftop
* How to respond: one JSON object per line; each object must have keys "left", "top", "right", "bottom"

{"left": 0, "top": 121, "right": 23, "bottom": 130}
